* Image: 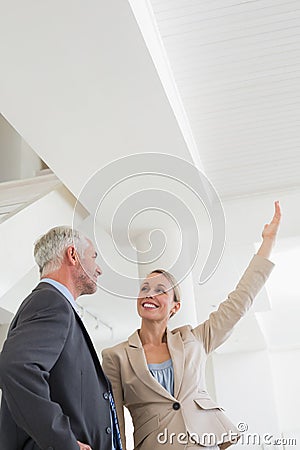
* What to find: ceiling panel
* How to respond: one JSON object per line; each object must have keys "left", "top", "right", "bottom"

{"left": 149, "top": 0, "right": 300, "bottom": 198}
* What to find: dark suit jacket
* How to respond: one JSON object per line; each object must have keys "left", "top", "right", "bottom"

{"left": 0, "top": 282, "right": 113, "bottom": 450}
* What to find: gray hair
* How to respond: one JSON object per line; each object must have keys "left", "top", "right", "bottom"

{"left": 34, "top": 226, "right": 89, "bottom": 277}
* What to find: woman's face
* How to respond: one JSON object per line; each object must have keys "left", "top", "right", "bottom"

{"left": 137, "top": 272, "right": 180, "bottom": 321}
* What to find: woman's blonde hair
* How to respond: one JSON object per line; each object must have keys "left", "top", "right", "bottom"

{"left": 149, "top": 269, "right": 181, "bottom": 303}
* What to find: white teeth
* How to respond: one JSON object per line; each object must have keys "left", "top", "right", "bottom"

{"left": 143, "top": 303, "right": 157, "bottom": 309}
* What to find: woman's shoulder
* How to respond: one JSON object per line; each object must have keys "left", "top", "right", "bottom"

{"left": 170, "top": 324, "right": 194, "bottom": 338}
{"left": 102, "top": 329, "right": 139, "bottom": 358}
{"left": 102, "top": 340, "right": 127, "bottom": 357}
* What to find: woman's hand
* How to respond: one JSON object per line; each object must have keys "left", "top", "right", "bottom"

{"left": 262, "top": 200, "right": 281, "bottom": 240}
{"left": 77, "top": 441, "right": 92, "bottom": 450}
{"left": 257, "top": 201, "right": 281, "bottom": 259}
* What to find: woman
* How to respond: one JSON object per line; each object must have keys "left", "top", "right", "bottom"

{"left": 102, "top": 202, "right": 281, "bottom": 450}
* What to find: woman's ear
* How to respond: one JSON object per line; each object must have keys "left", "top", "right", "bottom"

{"left": 170, "top": 302, "right": 181, "bottom": 318}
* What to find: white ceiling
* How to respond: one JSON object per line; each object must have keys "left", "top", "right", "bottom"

{"left": 148, "top": 0, "right": 300, "bottom": 198}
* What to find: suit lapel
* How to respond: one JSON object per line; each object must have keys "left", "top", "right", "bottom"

{"left": 74, "top": 311, "right": 110, "bottom": 385}
{"left": 167, "top": 328, "right": 185, "bottom": 398}
{"left": 38, "top": 283, "right": 110, "bottom": 387}
{"left": 126, "top": 330, "right": 174, "bottom": 401}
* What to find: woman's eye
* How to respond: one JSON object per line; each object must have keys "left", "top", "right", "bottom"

{"left": 140, "top": 287, "right": 148, "bottom": 292}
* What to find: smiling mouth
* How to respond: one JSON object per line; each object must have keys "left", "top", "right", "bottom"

{"left": 142, "top": 302, "right": 159, "bottom": 309}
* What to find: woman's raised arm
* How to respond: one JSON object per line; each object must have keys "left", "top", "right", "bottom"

{"left": 257, "top": 200, "right": 281, "bottom": 259}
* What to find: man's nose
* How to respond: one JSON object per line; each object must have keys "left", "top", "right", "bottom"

{"left": 96, "top": 265, "right": 102, "bottom": 276}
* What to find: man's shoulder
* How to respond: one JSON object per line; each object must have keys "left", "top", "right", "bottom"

{"left": 34, "top": 281, "right": 65, "bottom": 295}
{"left": 16, "top": 282, "right": 72, "bottom": 317}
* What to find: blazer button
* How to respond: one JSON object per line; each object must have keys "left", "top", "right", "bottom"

{"left": 172, "top": 402, "right": 180, "bottom": 410}
{"left": 106, "top": 426, "right": 112, "bottom": 434}
{"left": 103, "top": 392, "right": 109, "bottom": 400}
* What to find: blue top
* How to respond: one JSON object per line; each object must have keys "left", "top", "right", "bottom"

{"left": 148, "top": 359, "right": 174, "bottom": 396}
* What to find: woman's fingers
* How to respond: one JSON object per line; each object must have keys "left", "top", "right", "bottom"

{"left": 272, "top": 200, "right": 281, "bottom": 223}
{"left": 77, "top": 441, "right": 92, "bottom": 450}
{"left": 261, "top": 201, "right": 281, "bottom": 240}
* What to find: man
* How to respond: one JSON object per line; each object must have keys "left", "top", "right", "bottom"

{"left": 0, "top": 226, "right": 122, "bottom": 450}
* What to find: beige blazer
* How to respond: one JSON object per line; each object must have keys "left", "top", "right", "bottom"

{"left": 102, "top": 255, "right": 274, "bottom": 450}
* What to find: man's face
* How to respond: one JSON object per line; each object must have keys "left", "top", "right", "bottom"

{"left": 77, "top": 240, "right": 102, "bottom": 295}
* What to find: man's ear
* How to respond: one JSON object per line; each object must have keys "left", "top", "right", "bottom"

{"left": 66, "top": 246, "right": 78, "bottom": 266}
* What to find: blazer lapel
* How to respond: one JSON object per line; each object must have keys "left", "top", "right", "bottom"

{"left": 126, "top": 330, "right": 174, "bottom": 401}
{"left": 167, "top": 328, "right": 185, "bottom": 398}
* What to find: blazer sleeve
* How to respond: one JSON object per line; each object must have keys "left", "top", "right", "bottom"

{"left": 102, "top": 348, "right": 127, "bottom": 450}
{"left": 192, "top": 254, "right": 274, "bottom": 354}
{"left": 0, "top": 290, "right": 79, "bottom": 450}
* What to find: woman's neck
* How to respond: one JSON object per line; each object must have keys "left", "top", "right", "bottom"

{"left": 139, "top": 319, "right": 168, "bottom": 346}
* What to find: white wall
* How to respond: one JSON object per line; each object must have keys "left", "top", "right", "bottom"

{"left": 0, "top": 114, "right": 43, "bottom": 182}
{"left": 0, "top": 324, "right": 9, "bottom": 351}
{"left": 20, "top": 138, "right": 44, "bottom": 179}
{"left": 0, "top": 114, "right": 22, "bottom": 182}
{"left": 0, "top": 186, "right": 78, "bottom": 304}
{"left": 270, "top": 349, "right": 300, "bottom": 436}
{"left": 77, "top": 220, "right": 141, "bottom": 350}
{"left": 212, "top": 350, "right": 281, "bottom": 450}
